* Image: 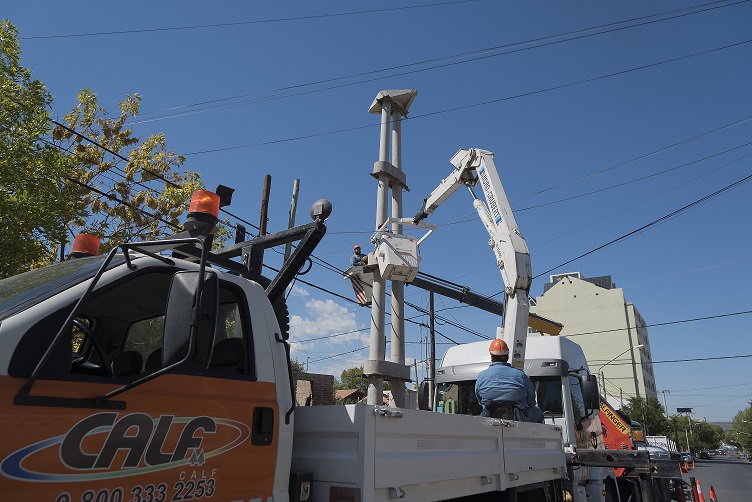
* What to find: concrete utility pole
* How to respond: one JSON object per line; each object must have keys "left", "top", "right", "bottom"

{"left": 364, "top": 90, "right": 417, "bottom": 407}
{"left": 284, "top": 179, "right": 300, "bottom": 261}
{"left": 429, "top": 292, "right": 436, "bottom": 409}
{"left": 659, "top": 389, "right": 670, "bottom": 421}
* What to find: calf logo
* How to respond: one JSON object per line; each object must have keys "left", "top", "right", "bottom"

{"left": 1, "top": 413, "right": 250, "bottom": 482}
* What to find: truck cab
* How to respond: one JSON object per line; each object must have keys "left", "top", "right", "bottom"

{"left": 433, "top": 336, "right": 608, "bottom": 501}
{"left": 0, "top": 250, "right": 295, "bottom": 502}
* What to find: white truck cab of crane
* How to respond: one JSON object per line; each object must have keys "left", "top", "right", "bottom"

{"left": 434, "top": 336, "right": 608, "bottom": 502}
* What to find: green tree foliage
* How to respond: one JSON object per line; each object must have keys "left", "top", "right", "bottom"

{"left": 290, "top": 358, "right": 306, "bottom": 373}
{"left": 335, "top": 366, "right": 368, "bottom": 392}
{"left": 0, "top": 20, "right": 81, "bottom": 277}
{"left": 621, "top": 396, "right": 669, "bottom": 436}
{"left": 51, "top": 89, "right": 205, "bottom": 252}
{"left": 1, "top": 20, "right": 220, "bottom": 278}
{"left": 668, "top": 415, "right": 724, "bottom": 452}
{"left": 728, "top": 405, "right": 752, "bottom": 452}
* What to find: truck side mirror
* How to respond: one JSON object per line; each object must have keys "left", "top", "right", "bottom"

{"left": 163, "top": 271, "right": 219, "bottom": 369}
{"left": 580, "top": 372, "right": 599, "bottom": 412}
{"left": 418, "top": 380, "right": 431, "bottom": 411}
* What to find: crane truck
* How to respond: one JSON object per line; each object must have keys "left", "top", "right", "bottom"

{"left": 409, "top": 149, "right": 692, "bottom": 501}
{"left": 0, "top": 189, "right": 567, "bottom": 502}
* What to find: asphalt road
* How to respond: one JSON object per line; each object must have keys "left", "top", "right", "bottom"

{"left": 685, "top": 454, "right": 751, "bottom": 501}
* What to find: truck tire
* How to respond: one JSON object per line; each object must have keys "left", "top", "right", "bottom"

{"left": 258, "top": 275, "right": 291, "bottom": 339}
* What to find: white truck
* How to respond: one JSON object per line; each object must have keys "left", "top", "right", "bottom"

{"left": 428, "top": 336, "right": 686, "bottom": 502}
{"left": 408, "top": 148, "right": 685, "bottom": 501}
{"left": 0, "top": 190, "right": 566, "bottom": 502}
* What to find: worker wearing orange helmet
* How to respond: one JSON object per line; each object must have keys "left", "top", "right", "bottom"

{"left": 350, "top": 244, "right": 368, "bottom": 267}
{"left": 474, "top": 339, "right": 543, "bottom": 422}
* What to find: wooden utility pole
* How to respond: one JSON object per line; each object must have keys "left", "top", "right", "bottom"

{"left": 259, "top": 174, "right": 272, "bottom": 236}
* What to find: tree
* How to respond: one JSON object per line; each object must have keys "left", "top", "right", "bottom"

{"left": 729, "top": 405, "right": 752, "bottom": 452}
{"left": 1, "top": 20, "right": 214, "bottom": 278}
{"left": 0, "top": 20, "right": 81, "bottom": 277}
{"left": 51, "top": 89, "right": 205, "bottom": 252}
{"left": 335, "top": 366, "right": 368, "bottom": 392}
{"left": 621, "top": 396, "right": 669, "bottom": 436}
{"left": 669, "top": 415, "right": 724, "bottom": 452}
{"left": 290, "top": 358, "right": 306, "bottom": 373}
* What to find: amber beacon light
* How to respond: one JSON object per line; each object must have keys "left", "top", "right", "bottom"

{"left": 70, "top": 233, "right": 101, "bottom": 258}
{"left": 188, "top": 190, "right": 220, "bottom": 218}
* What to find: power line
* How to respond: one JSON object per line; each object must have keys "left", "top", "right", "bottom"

{"left": 535, "top": 169, "right": 752, "bottom": 278}
{"left": 47, "top": 117, "right": 261, "bottom": 233}
{"left": 308, "top": 345, "right": 370, "bottom": 364}
{"left": 607, "top": 353, "right": 752, "bottom": 366}
{"left": 426, "top": 149, "right": 752, "bottom": 315}
{"left": 135, "top": 0, "right": 749, "bottom": 124}
{"left": 561, "top": 309, "right": 752, "bottom": 338}
{"left": 516, "top": 114, "right": 752, "bottom": 202}
{"left": 65, "top": 177, "right": 181, "bottom": 231}
{"left": 184, "top": 37, "right": 752, "bottom": 155}
{"left": 516, "top": 140, "right": 752, "bottom": 212}
{"left": 20, "top": 1, "right": 479, "bottom": 40}
{"left": 528, "top": 152, "right": 752, "bottom": 251}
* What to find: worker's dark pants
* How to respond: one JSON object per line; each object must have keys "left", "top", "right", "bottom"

{"left": 480, "top": 400, "right": 515, "bottom": 420}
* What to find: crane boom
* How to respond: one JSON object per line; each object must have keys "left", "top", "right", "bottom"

{"left": 414, "top": 148, "right": 532, "bottom": 369}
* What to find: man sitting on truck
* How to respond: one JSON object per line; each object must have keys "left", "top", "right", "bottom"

{"left": 475, "top": 339, "right": 544, "bottom": 423}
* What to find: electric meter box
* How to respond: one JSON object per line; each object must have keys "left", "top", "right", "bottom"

{"left": 375, "top": 233, "right": 419, "bottom": 282}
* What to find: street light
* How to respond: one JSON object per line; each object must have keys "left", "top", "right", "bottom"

{"left": 597, "top": 344, "right": 644, "bottom": 403}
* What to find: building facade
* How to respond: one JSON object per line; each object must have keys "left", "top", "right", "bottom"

{"left": 530, "top": 272, "right": 657, "bottom": 407}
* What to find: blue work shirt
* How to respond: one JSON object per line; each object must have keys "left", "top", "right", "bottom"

{"left": 475, "top": 361, "right": 537, "bottom": 412}
{"left": 350, "top": 252, "right": 367, "bottom": 266}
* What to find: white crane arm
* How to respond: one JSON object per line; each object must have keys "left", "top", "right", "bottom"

{"left": 414, "top": 148, "right": 533, "bottom": 369}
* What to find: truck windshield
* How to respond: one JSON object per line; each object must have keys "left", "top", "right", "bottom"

{"left": 435, "top": 381, "right": 482, "bottom": 416}
{"left": 0, "top": 255, "right": 124, "bottom": 320}
{"left": 534, "top": 377, "right": 565, "bottom": 418}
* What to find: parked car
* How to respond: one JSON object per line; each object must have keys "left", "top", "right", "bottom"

{"left": 699, "top": 450, "right": 712, "bottom": 459}
{"left": 680, "top": 452, "right": 693, "bottom": 464}
{"left": 638, "top": 444, "right": 672, "bottom": 460}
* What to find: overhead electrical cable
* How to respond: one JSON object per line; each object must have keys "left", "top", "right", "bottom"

{"left": 65, "top": 177, "right": 181, "bottom": 231}
{"left": 528, "top": 151, "right": 752, "bottom": 249}
{"left": 603, "top": 353, "right": 752, "bottom": 366}
{"left": 534, "top": 170, "right": 752, "bottom": 279}
{"left": 135, "top": 0, "right": 749, "bottom": 123}
{"left": 516, "top": 113, "right": 752, "bottom": 201}
{"left": 561, "top": 309, "right": 752, "bottom": 338}
{"left": 517, "top": 140, "right": 752, "bottom": 212}
{"left": 20, "top": 1, "right": 480, "bottom": 40}
{"left": 184, "top": 37, "right": 752, "bottom": 156}
{"left": 429, "top": 150, "right": 752, "bottom": 314}
{"left": 46, "top": 117, "right": 261, "bottom": 233}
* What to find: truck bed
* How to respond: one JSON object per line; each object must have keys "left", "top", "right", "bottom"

{"left": 291, "top": 405, "right": 565, "bottom": 502}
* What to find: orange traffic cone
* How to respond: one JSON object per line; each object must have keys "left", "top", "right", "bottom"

{"left": 696, "top": 479, "right": 706, "bottom": 502}
{"left": 684, "top": 460, "right": 690, "bottom": 471}
{"left": 708, "top": 485, "right": 718, "bottom": 502}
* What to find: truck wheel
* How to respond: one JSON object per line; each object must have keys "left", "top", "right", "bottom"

{"left": 604, "top": 478, "right": 618, "bottom": 502}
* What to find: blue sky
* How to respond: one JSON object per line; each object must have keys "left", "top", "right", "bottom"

{"left": 6, "top": 1, "right": 752, "bottom": 421}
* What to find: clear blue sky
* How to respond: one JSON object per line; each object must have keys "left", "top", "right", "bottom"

{"left": 7, "top": 1, "right": 752, "bottom": 422}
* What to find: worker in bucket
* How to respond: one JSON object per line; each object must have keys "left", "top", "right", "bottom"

{"left": 350, "top": 244, "right": 368, "bottom": 266}
{"left": 475, "top": 339, "right": 544, "bottom": 423}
